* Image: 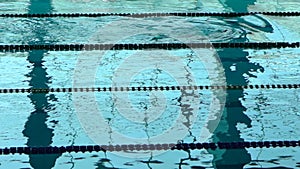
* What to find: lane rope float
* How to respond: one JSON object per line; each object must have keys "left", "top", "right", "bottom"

{"left": 0, "top": 140, "right": 299, "bottom": 155}
{"left": 0, "top": 12, "right": 300, "bottom": 18}
{"left": 0, "top": 84, "right": 299, "bottom": 94}
{"left": 0, "top": 42, "right": 299, "bottom": 53}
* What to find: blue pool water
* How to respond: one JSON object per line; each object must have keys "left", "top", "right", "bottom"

{"left": 0, "top": 0, "right": 300, "bottom": 169}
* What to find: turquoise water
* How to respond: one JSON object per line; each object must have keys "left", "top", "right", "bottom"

{"left": 0, "top": 0, "right": 300, "bottom": 169}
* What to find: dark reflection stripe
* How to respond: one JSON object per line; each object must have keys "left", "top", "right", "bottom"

{"left": 0, "top": 140, "right": 299, "bottom": 155}
{"left": 0, "top": 42, "right": 299, "bottom": 52}
{"left": 207, "top": 1, "right": 275, "bottom": 167}
{"left": 21, "top": 0, "right": 62, "bottom": 168}
{"left": 0, "top": 12, "right": 300, "bottom": 18}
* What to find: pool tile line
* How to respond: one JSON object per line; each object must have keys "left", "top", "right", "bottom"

{"left": 0, "top": 12, "right": 300, "bottom": 18}
{"left": 0, "top": 84, "right": 299, "bottom": 94}
{"left": 0, "top": 140, "right": 299, "bottom": 155}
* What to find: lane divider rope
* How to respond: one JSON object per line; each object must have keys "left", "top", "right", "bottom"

{"left": 1, "top": 12, "right": 300, "bottom": 18}
{"left": 0, "top": 84, "right": 299, "bottom": 94}
{"left": 0, "top": 42, "right": 299, "bottom": 53}
{"left": 1, "top": 140, "right": 299, "bottom": 155}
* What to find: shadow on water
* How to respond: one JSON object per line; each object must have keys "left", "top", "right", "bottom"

{"left": 209, "top": 0, "right": 273, "bottom": 168}
{"left": 22, "top": 0, "right": 61, "bottom": 168}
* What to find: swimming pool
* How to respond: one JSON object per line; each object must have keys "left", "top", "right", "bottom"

{"left": 0, "top": 0, "right": 300, "bottom": 169}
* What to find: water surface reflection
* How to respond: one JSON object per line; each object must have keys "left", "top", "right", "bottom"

{"left": 2, "top": 0, "right": 296, "bottom": 168}
{"left": 22, "top": 0, "right": 61, "bottom": 168}
{"left": 210, "top": 0, "right": 273, "bottom": 168}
